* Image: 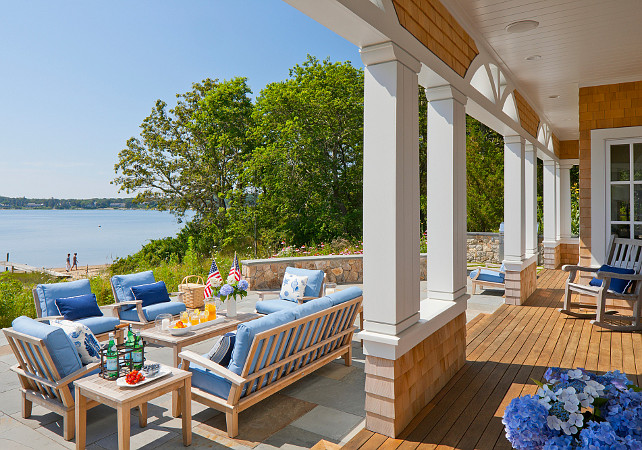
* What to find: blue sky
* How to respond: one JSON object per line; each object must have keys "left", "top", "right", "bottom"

{"left": 0, "top": 0, "right": 360, "bottom": 199}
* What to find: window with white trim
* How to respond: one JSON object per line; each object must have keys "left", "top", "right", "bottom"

{"left": 608, "top": 139, "right": 642, "bottom": 239}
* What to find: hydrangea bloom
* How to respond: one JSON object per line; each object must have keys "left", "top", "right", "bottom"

{"left": 503, "top": 395, "right": 555, "bottom": 449}
{"left": 237, "top": 279, "right": 249, "bottom": 291}
{"left": 219, "top": 284, "right": 233, "bottom": 297}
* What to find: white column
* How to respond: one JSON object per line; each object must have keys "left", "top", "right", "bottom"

{"left": 524, "top": 142, "right": 538, "bottom": 257}
{"left": 543, "top": 160, "right": 558, "bottom": 244}
{"left": 503, "top": 136, "right": 526, "bottom": 263}
{"left": 555, "top": 163, "right": 561, "bottom": 241}
{"left": 361, "top": 42, "right": 421, "bottom": 336}
{"left": 559, "top": 162, "right": 573, "bottom": 240}
{"left": 425, "top": 85, "right": 468, "bottom": 303}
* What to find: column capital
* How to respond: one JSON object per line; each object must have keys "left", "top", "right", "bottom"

{"left": 542, "top": 159, "right": 557, "bottom": 167}
{"left": 360, "top": 41, "right": 421, "bottom": 73}
{"left": 424, "top": 84, "right": 467, "bottom": 105}
{"left": 524, "top": 141, "right": 535, "bottom": 152}
{"left": 559, "top": 159, "right": 579, "bottom": 169}
{"left": 504, "top": 134, "right": 524, "bottom": 145}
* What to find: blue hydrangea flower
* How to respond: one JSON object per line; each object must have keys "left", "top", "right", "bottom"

{"left": 238, "top": 279, "right": 249, "bottom": 291}
{"left": 220, "top": 284, "right": 233, "bottom": 297}
{"left": 503, "top": 395, "right": 556, "bottom": 449}
{"left": 543, "top": 434, "right": 576, "bottom": 449}
{"left": 578, "top": 421, "right": 627, "bottom": 449}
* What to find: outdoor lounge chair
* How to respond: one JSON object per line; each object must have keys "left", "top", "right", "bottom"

{"left": 110, "top": 270, "right": 186, "bottom": 325}
{"left": 3, "top": 316, "right": 102, "bottom": 440}
{"left": 469, "top": 263, "right": 506, "bottom": 295}
{"left": 561, "top": 234, "right": 642, "bottom": 331}
{"left": 255, "top": 267, "right": 327, "bottom": 314}
{"left": 33, "top": 279, "right": 124, "bottom": 341}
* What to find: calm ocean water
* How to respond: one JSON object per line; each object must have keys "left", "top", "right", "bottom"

{"left": 0, "top": 209, "right": 190, "bottom": 268}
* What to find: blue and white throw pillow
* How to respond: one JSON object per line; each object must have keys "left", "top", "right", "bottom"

{"left": 206, "top": 332, "right": 236, "bottom": 366}
{"left": 279, "top": 273, "right": 309, "bottom": 302}
{"left": 51, "top": 319, "right": 101, "bottom": 365}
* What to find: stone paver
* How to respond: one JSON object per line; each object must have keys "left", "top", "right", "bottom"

{"left": 291, "top": 405, "right": 363, "bottom": 442}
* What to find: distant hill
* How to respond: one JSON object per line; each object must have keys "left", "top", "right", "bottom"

{"left": 0, "top": 197, "right": 156, "bottom": 210}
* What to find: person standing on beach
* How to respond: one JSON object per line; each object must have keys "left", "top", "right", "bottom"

{"left": 66, "top": 253, "right": 71, "bottom": 272}
{"left": 72, "top": 253, "right": 78, "bottom": 271}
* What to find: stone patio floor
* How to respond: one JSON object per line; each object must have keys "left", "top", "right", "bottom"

{"left": 0, "top": 270, "right": 506, "bottom": 449}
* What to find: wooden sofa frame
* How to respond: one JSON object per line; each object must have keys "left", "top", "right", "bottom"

{"left": 3, "top": 327, "right": 102, "bottom": 440}
{"left": 180, "top": 295, "right": 363, "bottom": 437}
{"left": 470, "top": 266, "right": 505, "bottom": 295}
{"left": 561, "top": 234, "right": 642, "bottom": 331}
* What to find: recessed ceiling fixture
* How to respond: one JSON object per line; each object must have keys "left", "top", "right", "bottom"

{"left": 548, "top": 95, "right": 560, "bottom": 99}
{"left": 525, "top": 54, "right": 542, "bottom": 61}
{"left": 506, "top": 20, "right": 539, "bottom": 33}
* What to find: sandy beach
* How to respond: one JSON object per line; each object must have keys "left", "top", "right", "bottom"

{"left": 51, "top": 263, "right": 111, "bottom": 280}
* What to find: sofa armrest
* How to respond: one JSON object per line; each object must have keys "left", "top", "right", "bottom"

{"left": 257, "top": 290, "right": 281, "bottom": 302}
{"left": 596, "top": 271, "right": 642, "bottom": 281}
{"left": 35, "top": 315, "right": 64, "bottom": 323}
{"left": 179, "top": 350, "right": 245, "bottom": 386}
{"left": 112, "top": 300, "right": 143, "bottom": 309}
{"left": 562, "top": 265, "right": 600, "bottom": 273}
{"left": 11, "top": 361, "right": 100, "bottom": 389}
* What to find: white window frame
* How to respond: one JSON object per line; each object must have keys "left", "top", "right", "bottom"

{"left": 592, "top": 127, "right": 642, "bottom": 265}
{"left": 605, "top": 138, "right": 642, "bottom": 240}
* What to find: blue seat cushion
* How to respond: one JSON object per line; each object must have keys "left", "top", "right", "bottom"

{"left": 76, "top": 316, "right": 121, "bottom": 335}
{"left": 470, "top": 269, "right": 505, "bottom": 284}
{"left": 324, "top": 287, "right": 363, "bottom": 306}
{"left": 119, "top": 301, "right": 186, "bottom": 322}
{"left": 189, "top": 361, "right": 232, "bottom": 400}
{"left": 284, "top": 267, "right": 324, "bottom": 299}
{"left": 55, "top": 293, "right": 103, "bottom": 320}
{"left": 256, "top": 299, "right": 298, "bottom": 315}
{"left": 130, "top": 281, "right": 171, "bottom": 307}
{"left": 589, "top": 264, "right": 635, "bottom": 294}
{"left": 36, "top": 279, "right": 92, "bottom": 317}
{"left": 12, "top": 316, "right": 82, "bottom": 379}
{"left": 111, "top": 271, "right": 156, "bottom": 305}
{"left": 228, "top": 307, "right": 298, "bottom": 376}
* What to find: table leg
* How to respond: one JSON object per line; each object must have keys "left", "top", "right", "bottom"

{"left": 181, "top": 379, "right": 192, "bottom": 446}
{"left": 138, "top": 402, "right": 147, "bottom": 428}
{"left": 117, "top": 405, "right": 131, "bottom": 450}
{"left": 75, "top": 387, "right": 87, "bottom": 450}
{"left": 172, "top": 345, "right": 182, "bottom": 418}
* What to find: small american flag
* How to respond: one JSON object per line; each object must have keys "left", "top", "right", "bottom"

{"left": 203, "top": 259, "right": 223, "bottom": 299}
{"left": 229, "top": 252, "right": 241, "bottom": 281}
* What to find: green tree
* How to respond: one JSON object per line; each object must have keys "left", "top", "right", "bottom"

{"left": 250, "top": 56, "right": 364, "bottom": 246}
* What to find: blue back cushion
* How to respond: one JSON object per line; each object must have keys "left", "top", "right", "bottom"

{"left": 111, "top": 270, "right": 155, "bottom": 303}
{"left": 206, "top": 332, "right": 236, "bottom": 367}
{"left": 284, "top": 267, "right": 324, "bottom": 298}
{"left": 227, "top": 308, "right": 298, "bottom": 376}
{"left": 589, "top": 264, "right": 635, "bottom": 294}
{"left": 12, "top": 316, "right": 82, "bottom": 379}
{"left": 130, "top": 281, "right": 171, "bottom": 307}
{"left": 36, "top": 279, "right": 92, "bottom": 317}
{"left": 324, "top": 287, "right": 363, "bottom": 306}
{"left": 55, "top": 294, "right": 103, "bottom": 320}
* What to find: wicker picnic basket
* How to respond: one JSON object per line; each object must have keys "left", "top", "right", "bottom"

{"left": 178, "top": 275, "right": 205, "bottom": 308}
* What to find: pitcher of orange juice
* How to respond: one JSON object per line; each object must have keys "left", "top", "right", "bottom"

{"left": 205, "top": 299, "right": 217, "bottom": 320}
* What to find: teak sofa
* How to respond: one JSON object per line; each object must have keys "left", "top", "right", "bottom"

{"left": 179, "top": 286, "right": 363, "bottom": 437}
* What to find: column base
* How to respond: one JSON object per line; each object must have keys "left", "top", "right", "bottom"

{"left": 504, "top": 258, "right": 537, "bottom": 305}
{"left": 363, "top": 312, "right": 466, "bottom": 437}
{"left": 559, "top": 238, "right": 579, "bottom": 266}
{"left": 543, "top": 241, "right": 561, "bottom": 269}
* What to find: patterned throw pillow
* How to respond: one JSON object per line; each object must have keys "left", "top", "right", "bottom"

{"left": 51, "top": 319, "right": 101, "bottom": 365}
{"left": 279, "top": 273, "right": 309, "bottom": 302}
{"left": 206, "top": 332, "right": 236, "bottom": 366}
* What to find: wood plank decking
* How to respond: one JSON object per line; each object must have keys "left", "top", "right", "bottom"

{"left": 344, "top": 269, "right": 642, "bottom": 450}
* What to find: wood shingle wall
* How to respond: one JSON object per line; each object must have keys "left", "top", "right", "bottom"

{"left": 513, "top": 90, "right": 540, "bottom": 138}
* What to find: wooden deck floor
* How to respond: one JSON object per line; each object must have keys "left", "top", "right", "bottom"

{"left": 345, "top": 269, "right": 642, "bottom": 450}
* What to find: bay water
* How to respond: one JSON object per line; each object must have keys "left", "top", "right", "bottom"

{"left": 0, "top": 209, "right": 190, "bottom": 268}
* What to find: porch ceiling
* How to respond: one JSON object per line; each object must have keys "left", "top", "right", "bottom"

{"left": 450, "top": 0, "right": 642, "bottom": 141}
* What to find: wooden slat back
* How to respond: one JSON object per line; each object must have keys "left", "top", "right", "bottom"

{"left": 237, "top": 296, "right": 362, "bottom": 400}
{"left": 3, "top": 328, "right": 65, "bottom": 403}
{"left": 607, "top": 236, "right": 642, "bottom": 271}
{"left": 32, "top": 288, "right": 43, "bottom": 318}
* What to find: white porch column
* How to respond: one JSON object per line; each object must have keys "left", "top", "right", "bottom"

{"left": 425, "top": 85, "right": 468, "bottom": 303}
{"left": 361, "top": 42, "right": 421, "bottom": 336}
{"left": 559, "top": 161, "right": 573, "bottom": 240}
{"left": 503, "top": 136, "right": 526, "bottom": 264}
{"left": 525, "top": 142, "right": 538, "bottom": 257}
{"left": 543, "top": 160, "right": 560, "bottom": 268}
{"left": 556, "top": 162, "right": 562, "bottom": 241}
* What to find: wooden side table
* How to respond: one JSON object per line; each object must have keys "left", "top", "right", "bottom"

{"left": 74, "top": 363, "right": 192, "bottom": 450}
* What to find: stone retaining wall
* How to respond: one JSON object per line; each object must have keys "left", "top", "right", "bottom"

{"left": 466, "top": 233, "right": 501, "bottom": 263}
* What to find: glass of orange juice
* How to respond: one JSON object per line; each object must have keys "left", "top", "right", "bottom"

{"left": 180, "top": 310, "right": 189, "bottom": 324}
{"left": 189, "top": 311, "right": 200, "bottom": 326}
{"left": 200, "top": 310, "right": 209, "bottom": 323}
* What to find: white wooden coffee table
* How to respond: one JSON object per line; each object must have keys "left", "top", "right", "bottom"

{"left": 74, "top": 363, "right": 191, "bottom": 450}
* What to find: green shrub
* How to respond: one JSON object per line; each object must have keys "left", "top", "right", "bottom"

{"left": 0, "top": 278, "right": 36, "bottom": 327}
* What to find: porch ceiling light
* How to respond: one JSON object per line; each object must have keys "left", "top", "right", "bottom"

{"left": 506, "top": 20, "right": 539, "bottom": 33}
{"left": 548, "top": 95, "right": 560, "bottom": 99}
{"left": 525, "top": 54, "right": 542, "bottom": 61}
